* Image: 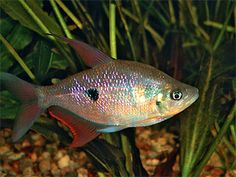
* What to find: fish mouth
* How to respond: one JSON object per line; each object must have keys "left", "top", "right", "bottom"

{"left": 189, "top": 87, "right": 199, "bottom": 104}
{"left": 182, "top": 87, "right": 199, "bottom": 110}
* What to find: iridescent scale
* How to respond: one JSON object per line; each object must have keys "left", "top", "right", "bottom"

{"left": 39, "top": 61, "right": 170, "bottom": 126}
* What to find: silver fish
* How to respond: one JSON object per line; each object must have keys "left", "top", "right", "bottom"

{"left": 0, "top": 36, "right": 199, "bottom": 147}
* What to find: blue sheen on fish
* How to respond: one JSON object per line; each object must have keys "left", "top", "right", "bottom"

{"left": 0, "top": 36, "right": 199, "bottom": 147}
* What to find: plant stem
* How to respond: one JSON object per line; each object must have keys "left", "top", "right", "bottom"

{"left": 230, "top": 124, "right": 236, "bottom": 148}
{"left": 182, "top": 56, "right": 213, "bottom": 177}
{"left": 19, "top": 0, "right": 52, "bottom": 38}
{"left": 168, "top": 0, "right": 176, "bottom": 24}
{"left": 121, "top": 134, "right": 133, "bottom": 177}
{"left": 117, "top": 1, "right": 136, "bottom": 59}
{"left": 55, "top": 0, "right": 83, "bottom": 30}
{"left": 214, "top": 122, "right": 236, "bottom": 156}
{"left": 109, "top": 3, "right": 117, "bottom": 59}
{"left": 121, "top": 8, "right": 164, "bottom": 49}
{"left": 49, "top": 0, "right": 73, "bottom": 39}
{"left": 204, "top": 21, "right": 235, "bottom": 32}
{"left": 213, "top": 3, "right": 235, "bottom": 51}
{"left": 0, "top": 33, "right": 35, "bottom": 81}
{"left": 18, "top": 0, "right": 77, "bottom": 73}
{"left": 193, "top": 103, "right": 236, "bottom": 177}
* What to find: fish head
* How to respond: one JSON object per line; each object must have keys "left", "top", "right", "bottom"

{"left": 154, "top": 78, "right": 199, "bottom": 118}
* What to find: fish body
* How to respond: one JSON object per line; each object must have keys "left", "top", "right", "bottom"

{"left": 38, "top": 60, "right": 198, "bottom": 127}
{"left": 0, "top": 36, "right": 199, "bottom": 147}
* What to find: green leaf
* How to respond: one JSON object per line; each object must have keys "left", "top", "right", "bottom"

{"left": 12, "top": 54, "right": 33, "bottom": 75}
{"left": 0, "top": 24, "right": 33, "bottom": 72}
{"left": 32, "top": 41, "right": 52, "bottom": 81}
{"left": 0, "top": 91, "right": 20, "bottom": 119}
{"left": 0, "top": 17, "right": 15, "bottom": 36}
{"left": 0, "top": 0, "right": 63, "bottom": 36}
{"left": 6, "top": 24, "right": 33, "bottom": 50}
{"left": 0, "top": 51, "right": 14, "bottom": 72}
{"left": 84, "top": 140, "right": 129, "bottom": 176}
{"left": 51, "top": 52, "right": 69, "bottom": 70}
{"left": 32, "top": 117, "right": 72, "bottom": 144}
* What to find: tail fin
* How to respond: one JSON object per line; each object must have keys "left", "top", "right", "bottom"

{"left": 0, "top": 72, "right": 43, "bottom": 141}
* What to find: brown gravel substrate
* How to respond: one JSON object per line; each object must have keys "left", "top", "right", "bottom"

{"left": 0, "top": 128, "right": 98, "bottom": 177}
{"left": 1, "top": 127, "right": 234, "bottom": 177}
{"left": 0, "top": 127, "right": 179, "bottom": 177}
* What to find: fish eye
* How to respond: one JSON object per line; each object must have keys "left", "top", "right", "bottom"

{"left": 171, "top": 90, "right": 182, "bottom": 100}
{"left": 156, "top": 101, "right": 161, "bottom": 106}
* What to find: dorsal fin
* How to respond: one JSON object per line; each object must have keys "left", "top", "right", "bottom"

{"left": 48, "top": 106, "right": 100, "bottom": 147}
{"left": 48, "top": 34, "right": 113, "bottom": 67}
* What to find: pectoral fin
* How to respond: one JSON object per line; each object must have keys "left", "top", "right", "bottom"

{"left": 48, "top": 106, "right": 100, "bottom": 147}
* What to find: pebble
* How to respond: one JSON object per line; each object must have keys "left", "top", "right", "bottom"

{"left": 51, "top": 163, "right": 60, "bottom": 176}
{"left": 39, "top": 159, "right": 51, "bottom": 173}
{"left": 8, "top": 152, "right": 25, "bottom": 161}
{"left": 0, "top": 136, "right": 6, "bottom": 145}
{"left": 0, "top": 145, "right": 10, "bottom": 155}
{"left": 30, "top": 152, "right": 37, "bottom": 162}
{"left": 77, "top": 168, "right": 89, "bottom": 177}
{"left": 22, "top": 139, "right": 31, "bottom": 148}
{"left": 22, "top": 166, "right": 34, "bottom": 176}
{"left": 19, "top": 158, "right": 32, "bottom": 172}
{"left": 41, "top": 152, "right": 50, "bottom": 159}
{"left": 145, "top": 158, "right": 159, "bottom": 166}
{"left": 55, "top": 150, "right": 63, "bottom": 160}
{"left": 58, "top": 155, "right": 70, "bottom": 169}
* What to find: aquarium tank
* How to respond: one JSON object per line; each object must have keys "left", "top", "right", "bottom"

{"left": 0, "top": 1, "right": 235, "bottom": 176}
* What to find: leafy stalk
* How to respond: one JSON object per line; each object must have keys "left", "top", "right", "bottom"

{"left": 18, "top": 0, "right": 77, "bottom": 72}
{"left": 181, "top": 56, "right": 213, "bottom": 177}
{"left": 121, "top": 8, "right": 164, "bottom": 49}
{"left": 204, "top": 21, "right": 235, "bottom": 32}
{"left": 213, "top": 3, "right": 235, "bottom": 51}
{"left": 116, "top": 1, "right": 137, "bottom": 59}
{"left": 193, "top": 103, "right": 236, "bottom": 177}
{"left": 55, "top": 0, "right": 83, "bottom": 30}
{"left": 109, "top": 3, "right": 117, "bottom": 59}
{"left": 0, "top": 33, "right": 35, "bottom": 80}
{"left": 49, "top": 0, "right": 73, "bottom": 39}
{"left": 230, "top": 124, "right": 236, "bottom": 148}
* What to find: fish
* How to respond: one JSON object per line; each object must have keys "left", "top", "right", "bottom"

{"left": 0, "top": 36, "right": 199, "bottom": 147}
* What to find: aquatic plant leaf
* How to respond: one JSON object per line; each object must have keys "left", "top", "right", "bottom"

{"left": 84, "top": 139, "right": 129, "bottom": 176}
{"left": 179, "top": 1, "right": 235, "bottom": 176}
{"left": 124, "top": 129, "right": 149, "bottom": 176}
{"left": 32, "top": 117, "right": 72, "bottom": 144}
{"left": 32, "top": 41, "right": 52, "bottom": 82}
{"left": 0, "top": 0, "right": 63, "bottom": 36}
{"left": 0, "top": 23, "right": 33, "bottom": 72}
{"left": 0, "top": 52, "right": 14, "bottom": 72}
{"left": 5, "top": 25, "right": 33, "bottom": 50}
{"left": 0, "top": 91, "right": 20, "bottom": 119}
{"left": 51, "top": 52, "right": 69, "bottom": 70}
{"left": 0, "top": 17, "right": 15, "bottom": 36}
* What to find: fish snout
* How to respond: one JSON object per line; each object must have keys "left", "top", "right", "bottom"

{"left": 186, "top": 86, "right": 199, "bottom": 104}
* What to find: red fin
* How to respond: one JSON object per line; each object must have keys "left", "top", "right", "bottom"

{"left": 13, "top": 103, "right": 42, "bottom": 141}
{"left": 0, "top": 72, "right": 43, "bottom": 142}
{"left": 48, "top": 106, "right": 100, "bottom": 147}
{"left": 48, "top": 34, "right": 113, "bottom": 67}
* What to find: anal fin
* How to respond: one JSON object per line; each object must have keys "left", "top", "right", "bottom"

{"left": 48, "top": 106, "right": 100, "bottom": 147}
